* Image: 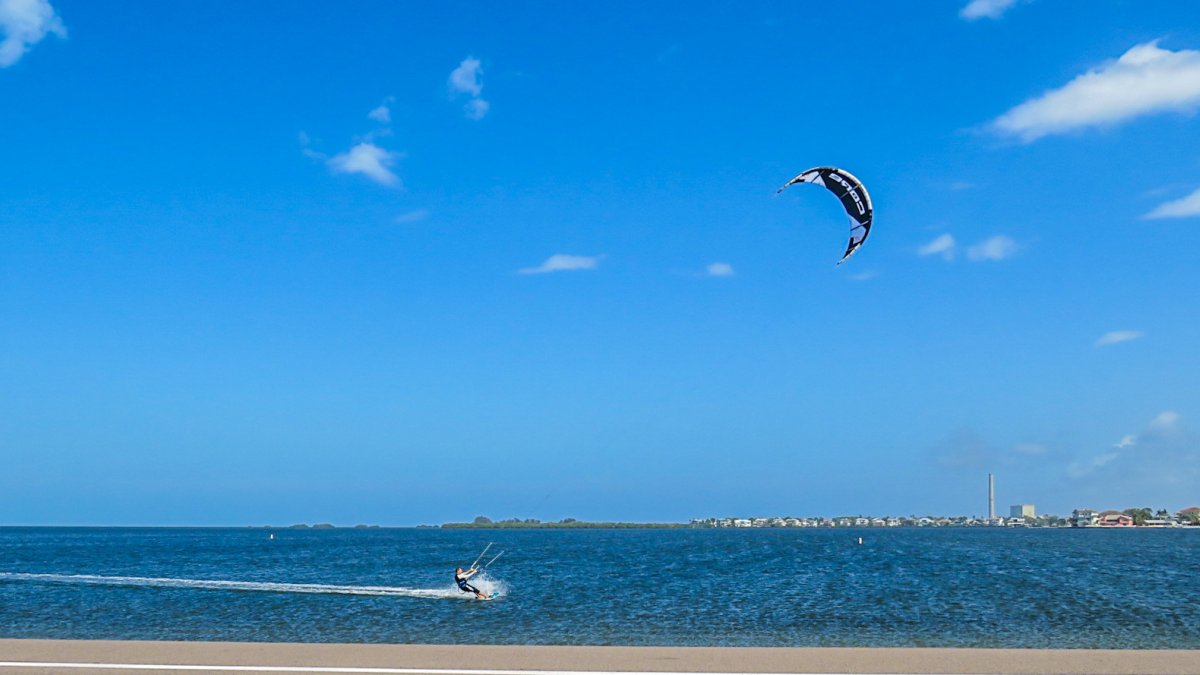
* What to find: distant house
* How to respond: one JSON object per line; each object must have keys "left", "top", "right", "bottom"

{"left": 1071, "top": 509, "right": 1099, "bottom": 527}
{"left": 1097, "top": 510, "right": 1134, "bottom": 527}
{"left": 733, "top": 519, "right": 752, "bottom": 528}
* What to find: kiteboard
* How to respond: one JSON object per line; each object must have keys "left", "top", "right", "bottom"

{"left": 479, "top": 592, "right": 499, "bottom": 601}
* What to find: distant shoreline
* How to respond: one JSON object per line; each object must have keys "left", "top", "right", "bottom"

{"left": 2, "top": 522, "right": 1198, "bottom": 530}
{"left": 441, "top": 521, "right": 688, "bottom": 529}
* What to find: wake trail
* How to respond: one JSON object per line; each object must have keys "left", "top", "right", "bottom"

{"left": 0, "top": 572, "right": 483, "bottom": 600}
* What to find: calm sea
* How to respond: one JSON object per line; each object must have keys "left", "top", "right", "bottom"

{"left": 1, "top": 527, "right": 1197, "bottom": 648}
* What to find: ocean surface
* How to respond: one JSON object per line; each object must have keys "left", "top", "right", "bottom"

{"left": 1, "top": 527, "right": 1197, "bottom": 648}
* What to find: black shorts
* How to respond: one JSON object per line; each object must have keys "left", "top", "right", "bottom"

{"left": 457, "top": 581, "right": 479, "bottom": 594}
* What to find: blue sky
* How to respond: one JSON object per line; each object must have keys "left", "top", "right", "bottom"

{"left": 2, "top": 0, "right": 1199, "bottom": 525}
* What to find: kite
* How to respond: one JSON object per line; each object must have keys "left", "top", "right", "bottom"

{"left": 778, "top": 167, "right": 873, "bottom": 264}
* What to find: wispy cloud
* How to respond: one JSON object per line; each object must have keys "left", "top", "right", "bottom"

{"left": 328, "top": 142, "right": 401, "bottom": 187}
{"left": 705, "top": 262, "right": 734, "bottom": 277}
{"left": 394, "top": 209, "right": 430, "bottom": 224}
{"left": 464, "top": 98, "right": 490, "bottom": 121}
{"left": 449, "top": 58, "right": 483, "bottom": 96}
{"left": 918, "top": 234, "right": 1018, "bottom": 262}
{"left": 849, "top": 270, "right": 878, "bottom": 281}
{"left": 298, "top": 131, "right": 328, "bottom": 160}
{"left": 966, "top": 235, "right": 1019, "bottom": 261}
{"left": 1067, "top": 451, "right": 1118, "bottom": 479}
{"left": 1145, "top": 187, "right": 1200, "bottom": 219}
{"left": 367, "top": 101, "right": 392, "bottom": 124}
{"left": 449, "top": 57, "right": 489, "bottom": 120}
{"left": 518, "top": 254, "right": 602, "bottom": 275}
{"left": 1013, "top": 442, "right": 1047, "bottom": 456}
{"left": 918, "top": 234, "right": 957, "bottom": 260}
{"left": 1072, "top": 411, "right": 1183, "bottom": 478}
{"left": 0, "top": 0, "right": 66, "bottom": 67}
{"left": 1095, "top": 330, "right": 1144, "bottom": 347}
{"left": 991, "top": 40, "right": 1200, "bottom": 142}
{"left": 1148, "top": 410, "right": 1180, "bottom": 434}
{"left": 960, "top": 0, "right": 1020, "bottom": 21}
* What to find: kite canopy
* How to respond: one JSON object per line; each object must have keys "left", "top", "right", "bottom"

{"left": 778, "top": 167, "right": 873, "bottom": 264}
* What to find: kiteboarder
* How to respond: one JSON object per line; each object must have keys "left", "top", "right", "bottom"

{"left": 454, "top": 566, "right": 487, "bottom": 599}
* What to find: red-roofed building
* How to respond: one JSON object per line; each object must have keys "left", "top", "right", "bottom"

{"left": 1098, "top": 510, "right": 1134, "bottom": 527}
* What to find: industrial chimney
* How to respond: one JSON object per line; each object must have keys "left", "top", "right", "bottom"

{"left": 988, "top": 473, "right": 995, "bottom": 520}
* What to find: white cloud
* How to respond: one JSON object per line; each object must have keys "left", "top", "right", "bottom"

{"left": 966, "top": 235, "right": 1018, "bottom": 261}
{"left": 1148, "top": 410, "right": 1180, "bottom": 433}
{"left": 918, "top": 234, "right": 956, "bottom": 260}
{"left": 1067, "top": 451, "right": 1118, "bottom": 479}
{"left": 518, "top": 254, "right": 602, "bottom": 275}
{"left": 1099, "top": 410, "right": 1180, "bottom": 459}
{"left": 393, "top": 209, "right": 430, "bottom": 224}
{"left": 849, "top": 270, "right": 878, "bottom": 281}
{"left": 1145, "top": 187, "right": 1200, "bottom": 219}
{"left": 960, "top": 0, "right": 1019, "bottom": 21}
{"left": 298, "top": 131, "right": 327, "bottom": 160}
{"left": 464, "top": 98, "right": 490, "bottom": 120}
{"left": 991, "top": 41, "right": 1200, "bottom": 142}
{"left": 449, "top": 57, "right": 489, "bottom": 120}
{"left": 449, "top": 58, "right": 483, "bottom": 96}
{"left": 1095, "top": 330, "right": 1144, "bottom": 347}
{"left": 0, "top": 0, "right": 66, "bottom": 67}
{"left": 705, "top": 262, "right": 734, "bottom": 277}
{"left": 367, "top": 105, "right": 391, "bottom": 124}
{"left": 327, "top": 142, "right": 401, "bottom": 187}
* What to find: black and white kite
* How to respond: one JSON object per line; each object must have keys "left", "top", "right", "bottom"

{"left": 777, "top": 167, "right": 873, "bottom": 264}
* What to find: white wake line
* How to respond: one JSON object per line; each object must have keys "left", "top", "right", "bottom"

{"left": 0, "top": 665, "right": 924, "bottom": 675}
{"left": 0, "top": 573, "right": 471, "bottom": 599}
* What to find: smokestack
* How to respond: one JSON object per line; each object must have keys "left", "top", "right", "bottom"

{"left": 988, "top": 473, "right": 995, "bottom": 519}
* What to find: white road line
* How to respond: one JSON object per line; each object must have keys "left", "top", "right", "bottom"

{"left": 0, "top": 664, "right": 921, "bottom": 675}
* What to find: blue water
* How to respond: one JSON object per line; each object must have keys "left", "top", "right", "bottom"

{"left": 1, "top": 527, "right": 1198, "bottom": 648}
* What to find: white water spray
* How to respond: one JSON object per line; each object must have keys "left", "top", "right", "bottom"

{"left": 0, "top": 572, "right": 506, "bottom": 600}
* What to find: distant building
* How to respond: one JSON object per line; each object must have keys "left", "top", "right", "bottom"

{"left": 1071, "top": 509, "right": 1099, "bottom": 527}
{"left": 1097, "top": 510, "right": 1134, "bottom": 527}
{"left": 1010, "top": 504, "right": 1035, "bottom": 519}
